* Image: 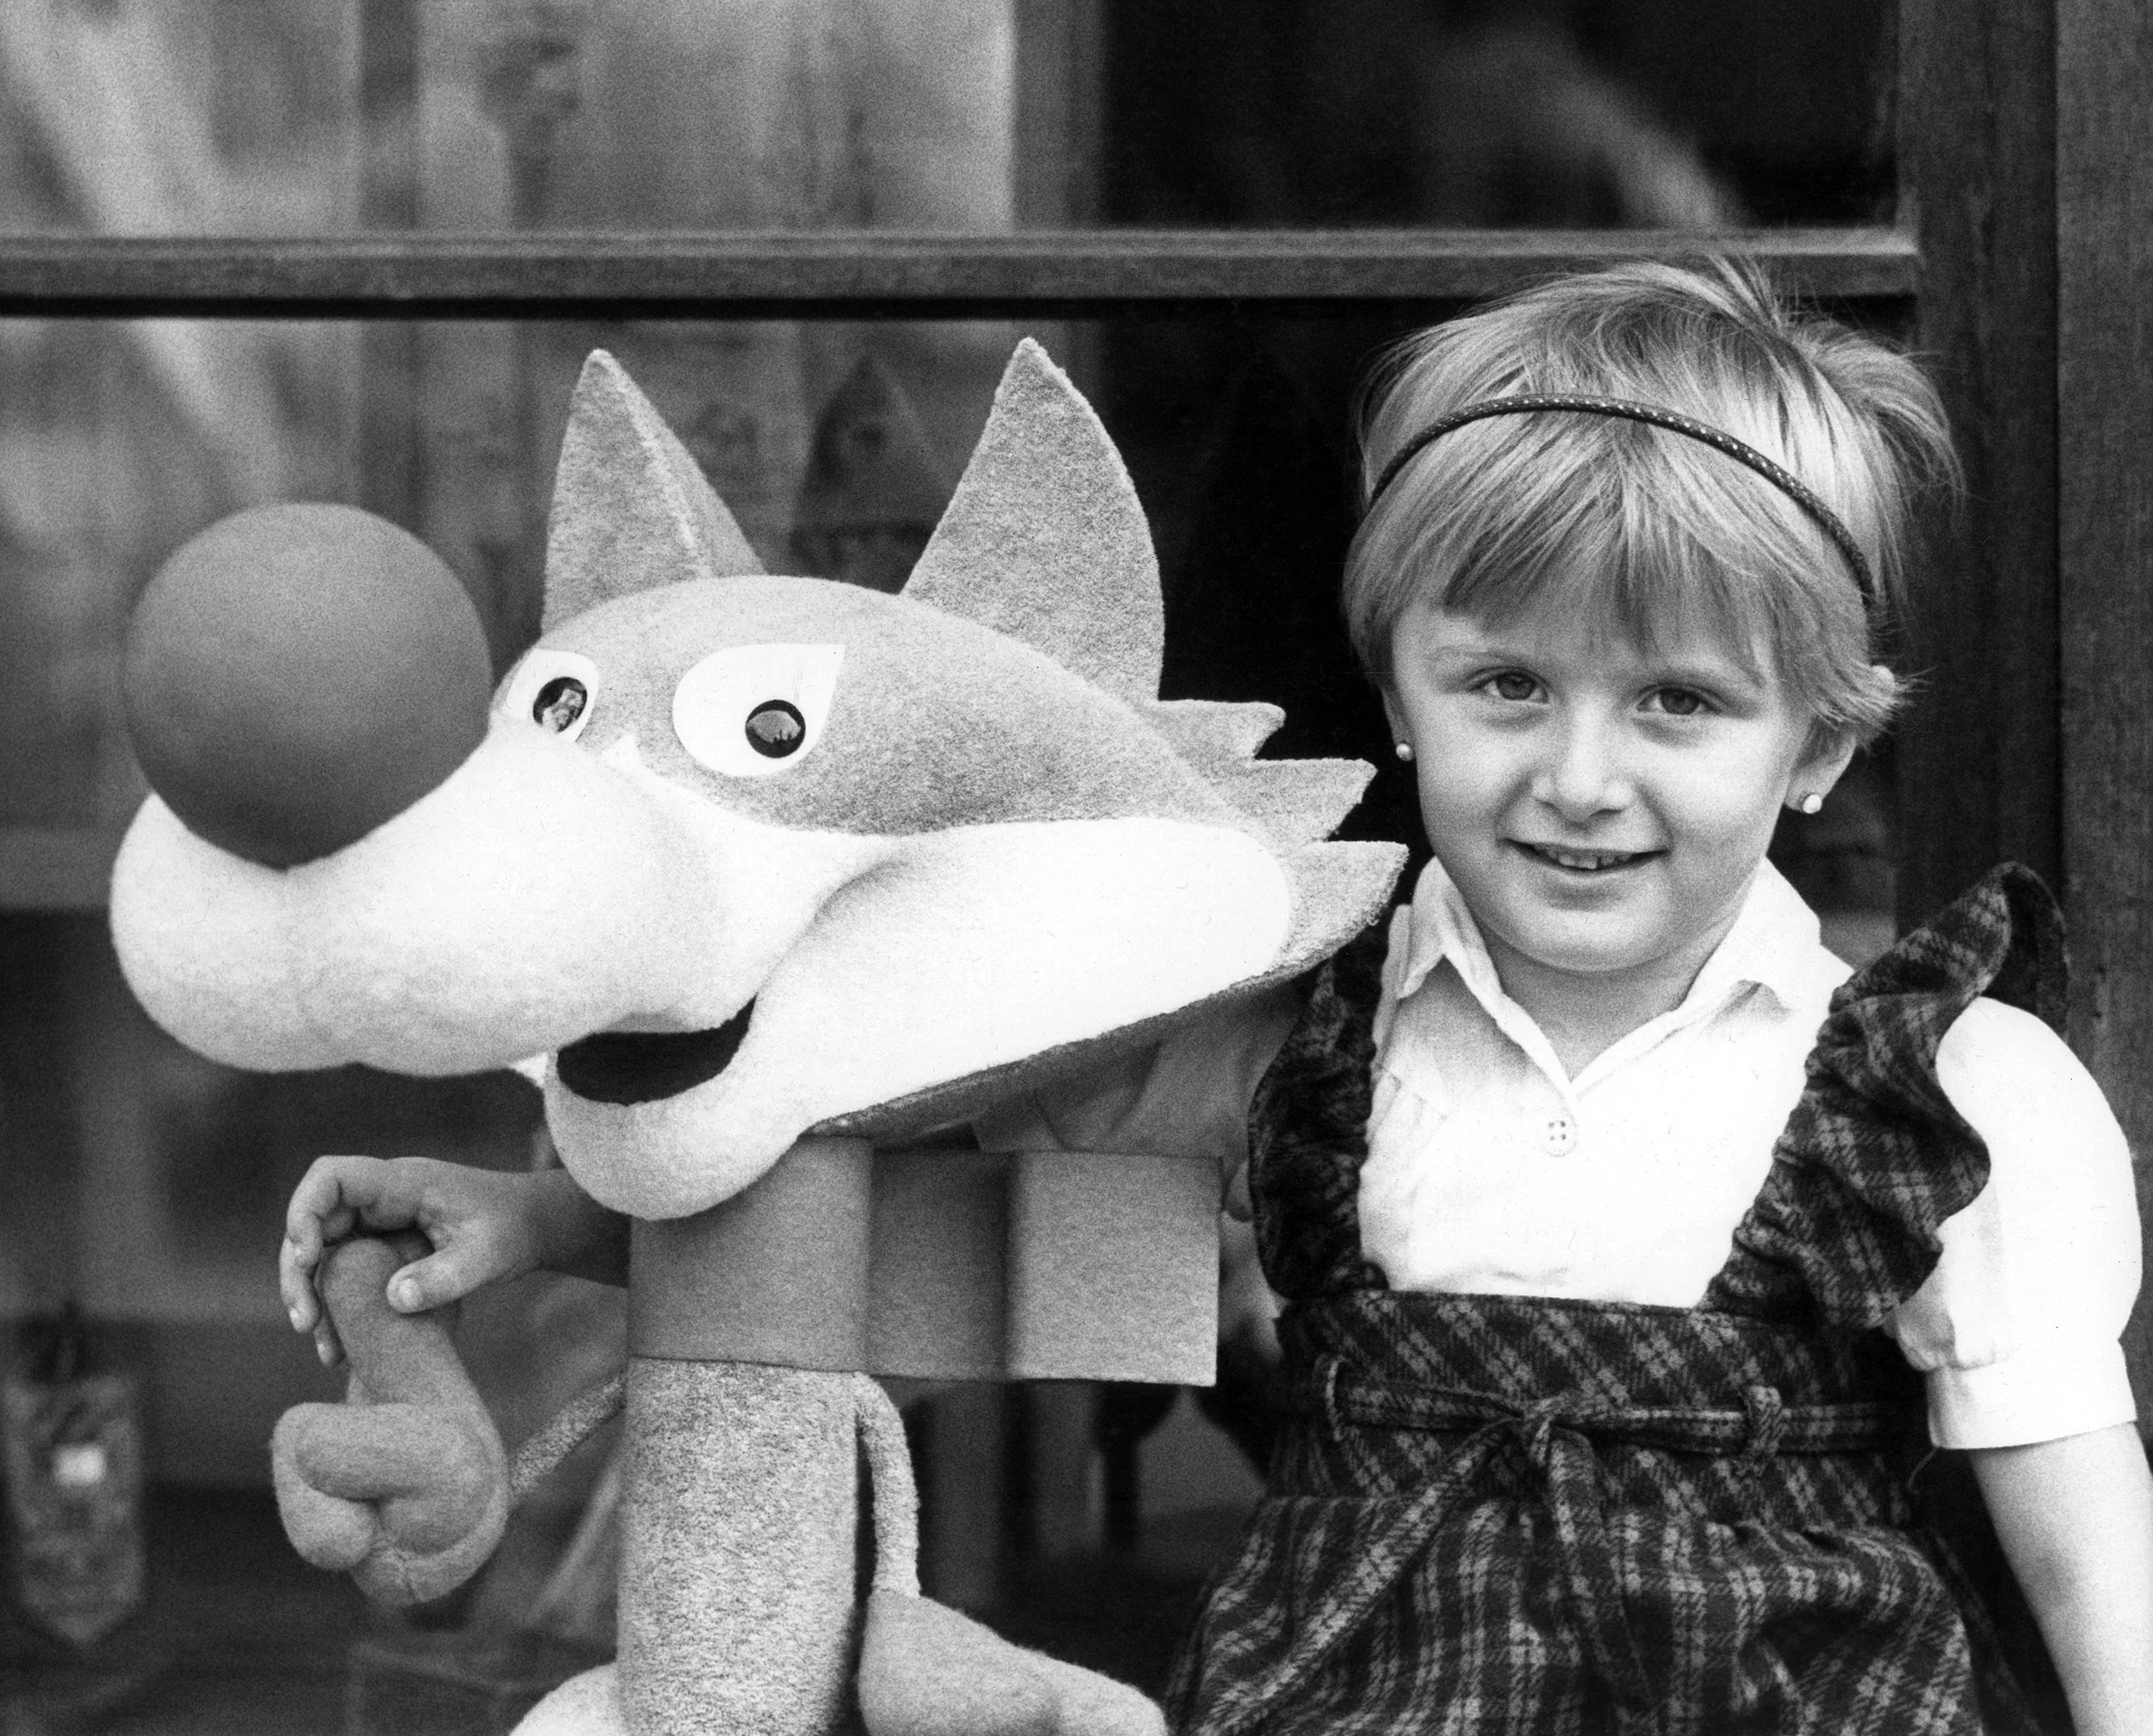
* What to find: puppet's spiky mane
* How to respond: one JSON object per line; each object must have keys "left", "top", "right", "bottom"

{"left": 1141, "top": 698, "right": 1374, "bottom": 853}
{"left": 897, "top": 344, "right": 1378, "bottom": 852}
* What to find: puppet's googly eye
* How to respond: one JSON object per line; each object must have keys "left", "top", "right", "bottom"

{"left": 745, "top": 700, "right": 805, "bottom": 758}
{"left": 534, "top": 676, "right": 589, "bottom": 735}
{"left": 499, "top": 650, "right": 600, "bottom": 744}
{"left": 674, "top": 643, "right": 843, "bottom": 778}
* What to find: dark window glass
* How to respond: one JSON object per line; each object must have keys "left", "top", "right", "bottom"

{"left": 0, "top": 2, "right": 1892, "bottom": 241}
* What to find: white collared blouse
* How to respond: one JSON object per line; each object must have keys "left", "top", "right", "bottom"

{"left": 1359, "top": 857, "right": 2140, "bottom": 1449}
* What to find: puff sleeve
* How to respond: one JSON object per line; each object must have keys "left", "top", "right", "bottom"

{"left": 1886, "top": 995, "right": 2143, "bottom": 1448}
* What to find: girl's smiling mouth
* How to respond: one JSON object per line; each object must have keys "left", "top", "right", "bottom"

{"left": 1512, "top": 841, "right": 1659, "bottom": 873}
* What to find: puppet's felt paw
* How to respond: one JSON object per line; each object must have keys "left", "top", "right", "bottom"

{"left": 271, "top": 1398, "right": 506, "bottom": 1604}
{"left": 857, "top": 1589, "right": 1164, "bottom": 1736}
{"left": 270, "top": 1237, "right": 510, "bottom": 1606}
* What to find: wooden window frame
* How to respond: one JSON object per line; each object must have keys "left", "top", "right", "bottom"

{"left": 0, "top": 229, "right": 1914, "bottom": 318}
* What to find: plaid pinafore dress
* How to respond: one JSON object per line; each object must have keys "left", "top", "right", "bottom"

{"left": 1168, "top": 865, "right": 2069, "bottom": 1736}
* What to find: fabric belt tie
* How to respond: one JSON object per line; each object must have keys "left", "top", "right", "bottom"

{"left": 1207, "top": 1355, "right": 1911, "bottom": 1736}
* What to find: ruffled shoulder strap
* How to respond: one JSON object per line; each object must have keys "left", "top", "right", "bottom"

{"left": 1246, "top": 921, "right": 1391, "bottom": 1300}
{"left": 1703, "top": 863, "right": 2068, "bottom": 1326}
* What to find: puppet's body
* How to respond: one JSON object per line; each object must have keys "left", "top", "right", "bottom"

{"left": 111, "top": 344, "right": 1404, "bottom": 1734}
{"left": 613, "top": 1355, "right": 860, "bottom": 1733}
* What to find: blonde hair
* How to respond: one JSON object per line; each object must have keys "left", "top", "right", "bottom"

{"left": 1343, "top": 258, "right": 1958, "bottom": 743}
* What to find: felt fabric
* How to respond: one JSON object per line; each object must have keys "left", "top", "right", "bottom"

{"left": 854, "top": 1376, "right": 920, "bottom": 1599}
{"left": 820, "top": 841, "right": 1397, "bottom": 1152}
{"left": 116, "top": 630, "right": 1301, "bottom": 1209}
{"left": 905, "top": 339, "right": 1162, "bottom": 709}
{"left": 1210, "top": 758, "right": 1378, "bottom": 852}
{"left": 119, "top": 731, "right": 1294, "bottom": 1214}
{"left": 544, "top": 808, "right": 1290, "bottom": 1221}
{"left": 626, "top": 1145, "right": 1218, "bottom": 1385}
{"left": 111, "top": 727, "right": 701, "bottom": 1078}
{"left": 1005, "top": 1150, "right": 1217, "bottom": 1384}
{"left": 619, "top": 1357, "right": 861, "bottom": 1736}
{"left": 113, "top": 338, "right": 1402, "bottom": 1736}
{"left": 544, "top": 351, "right": 765, "bottom": 631}
{"left": 850, "top": 1373, "right": 1171, "bottom": 1736}
{"left": 109, "top": 796, "right": 321, "bottom": 1071}
{"left": 112, "top": 342, "right": 1399, "bottom": 1212}
{"left": 516, "top": 1664, "right": 626, "bottom": 1735}
{"left": 509, "top": 1370, "right": 626, "bottom": 1505}
{"left": 271, "top": 1236, "right": 507, "bottom": 1608}
{"left": 518, "top": 1380, "right": 1164, "bottom": 1736}
{"left": 629, "top": 1138, "right": 874, "bottom": 1368}
{"left": 865, "top": 1149, "right": 1010, "bottom": 1379}
{"left": 530, "top": 574, "right": 1253, "bottom": 839}
{"left": 1145, "top": 698, "right": 1284, "bottom": 767}
{"left": 123, "top": 503, "right": 493, "bottom": 868}
{"left": 857, "top": 1590, "right": 1165, "bottom": 1736}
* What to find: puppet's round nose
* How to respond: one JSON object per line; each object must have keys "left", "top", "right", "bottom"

{"left": 123, "top": 504, "right": 494, "bottom": 868}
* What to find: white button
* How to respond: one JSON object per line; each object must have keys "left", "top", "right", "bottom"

{"left": 1543, "top": 1116, "right": 1577, "bottom": 1156}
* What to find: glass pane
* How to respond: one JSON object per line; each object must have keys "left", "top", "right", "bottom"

{"left": 0, "top": 0, "right": 1016, "bottom": 236}
{"left": 0, "top": 1, "right": 1891, "bottom": 241}
{"left": 0, "top": 307, "right": 1901, "bottom": 1725}
{"left": 1107, "top": 1, "right": 1896, "bottom": 228}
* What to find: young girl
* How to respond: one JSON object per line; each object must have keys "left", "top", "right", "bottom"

{"left": 284, "top": 261, "right": 2153, "bottom": 1733}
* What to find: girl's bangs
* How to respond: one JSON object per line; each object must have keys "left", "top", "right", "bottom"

{"left": 1429, "top": 429, "right": 1800, "bottom": 679}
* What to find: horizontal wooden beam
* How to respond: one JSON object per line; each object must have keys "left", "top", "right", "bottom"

{"left": 0, "top": 228, "right": 1917, "bottom": 319}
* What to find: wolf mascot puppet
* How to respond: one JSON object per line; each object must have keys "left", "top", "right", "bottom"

{"left": 109, "top": 343, "right": 1404, "bottom": 1734}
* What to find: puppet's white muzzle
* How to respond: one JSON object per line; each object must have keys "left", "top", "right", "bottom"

{"left": 113, "top": 706, "right": 1300, "bottom": 1224}
{"left": 109, "top": 723, "right": 756, "bottom": 1076}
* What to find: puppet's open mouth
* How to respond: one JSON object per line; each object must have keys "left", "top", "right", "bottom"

{"left": 554, "top": 1001, "right": 755, "bottom": 1106}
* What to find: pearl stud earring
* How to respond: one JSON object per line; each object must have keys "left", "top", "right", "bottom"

{"left": 1796, "top": 792, "right": 1823, "bottom": 815}
{"left": 1394, "top": 741, "right": 1415, "bottom": 763}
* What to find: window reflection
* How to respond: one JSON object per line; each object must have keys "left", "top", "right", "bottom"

{"left": 0, "top": 0, "right": 1892, "bottom": 241}
{"left": 1108, "top": 1, "right": 1895, "bottom": 229}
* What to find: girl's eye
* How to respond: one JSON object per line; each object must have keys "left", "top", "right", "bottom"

{"left": 674, "top": 643, "right": 844, "bottom": 778}
{"left": 1486, "top": 671, "right": 1541, "bottom": 703}
{"left": 1647, "top": 687, "right": 1710, "bottom": 717}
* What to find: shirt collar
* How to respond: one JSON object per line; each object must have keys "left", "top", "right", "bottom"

{"left": 1395, "top": 854, "right": 1825, "bottom": 1024}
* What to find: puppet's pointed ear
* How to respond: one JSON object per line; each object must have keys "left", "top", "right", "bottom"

{"left": 903, "top": 341, "right": 1163, "bottom": 707}
{"left": 543, "top": 351, "right": 764, "bottom": 631}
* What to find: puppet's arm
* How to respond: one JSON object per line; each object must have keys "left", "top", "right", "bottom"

{"left": 276, "top": 1230, "right": 630, "bottom": 1608}
{"left": 282, "top": 1155, "right": 630, "bottom": 1362}
{"left": 273, "top": 1233, "right": 513, "bottom": 1605}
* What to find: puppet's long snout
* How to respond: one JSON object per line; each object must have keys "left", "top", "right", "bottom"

{"left": 122, "top": 502, "right": 495, "bottom": 868}
{"left": 110, "top": 722, "right": 717, "bottom": 1078}
{"left": 111, "top": 501, "right": 735, "bottom": 1076}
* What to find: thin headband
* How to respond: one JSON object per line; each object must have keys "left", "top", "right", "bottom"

{"left": 1367, "top": 393, "right": 1877, "bottom": 611}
